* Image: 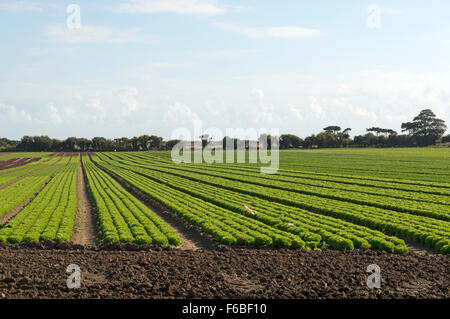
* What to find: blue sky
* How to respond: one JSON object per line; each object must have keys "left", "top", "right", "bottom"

{"left": 0, "top": 0, "right": 449, "bottom": 140}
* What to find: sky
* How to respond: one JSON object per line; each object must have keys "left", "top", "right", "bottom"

{"left": 0, "top": 0, "right": 449, "bottom": 140}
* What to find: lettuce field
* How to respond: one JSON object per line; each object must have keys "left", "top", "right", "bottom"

{"left": 0, "top": 148, "right": 448, "bottom": 255}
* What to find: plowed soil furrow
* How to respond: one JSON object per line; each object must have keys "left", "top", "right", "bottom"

{"left": 71, "top": 156, "right": 98, "bottom": 247}
{"left": 0, "top": 245, "right": 447, "bottom": 299}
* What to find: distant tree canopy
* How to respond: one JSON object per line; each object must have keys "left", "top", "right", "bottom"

{"left": 279, "top": 134, "right": 303, "bottom": 149}
{"left": 441, "top": 134, "right": 450, "bottom": 143}
{"left": 366, "top": 127, "right": 398, "bottom": 136}
{"left": 323, "top": 126, "right": 341, "bottom": 134}
{"left": 1, "top": 109, "right": 447, "bottom": 152}
{"left": 401, "top": 109, "right": 447, "bottom": 146}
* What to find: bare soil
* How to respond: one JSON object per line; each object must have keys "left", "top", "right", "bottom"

{"left": 71, "top": 156, "right": 98, "bottom": 247}
{"left": 0, "top": 244, "right": 447, "bottom": 299}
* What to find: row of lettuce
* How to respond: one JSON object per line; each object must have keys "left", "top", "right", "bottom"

{"left": 0, "top": 154, "right": 181, "bottom": 246}
{"left": 93, "top": 159, "right": 313, "bottom": 249}
{"left": 1, "top": 150, "right": 447, "bottom": 254}
{"left": 132, "top": 152, "right": 450, "bottom": 199}
{"left": 108, "top": 153, "right": 450, "bottom": 221}
{"left": 135, "top": 151, "right": 450, "bottom": 192}
{"left": 143, "top": 149, "right": 450, "bottom": 184}
{"left": 95, "top": 153, "right": 449, "bottom": 254}
{"left": 93, "top": 153, "right": 413, "bottom": 253}
{"left": 0, "top": 156, "right": 77, "bottom": 243}
{"left": 0, "top": 156, "right": 58, "bottom": 187}
{"left": 0, "top": 156, "right": 67, "bottom": 220}
{"left": 82, "top": 156, "right": 180, "bottom": 245}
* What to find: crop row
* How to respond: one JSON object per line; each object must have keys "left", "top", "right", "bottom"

{"left": 121, "top": 153, "right": 450, "bottom": 203}
{"left": 82, "top": 156, "right": 180, "bottom": 246}
{"left": 0, "top": 157, "right": 70, "bottom": 219}
{"left": 0, "top": 156, "right": 78, "bottom": 243}
{"left": 137, "top": 150, "right": 450, "bottom": 190}
{"left": 140, "top": 149, "right": 450, "bottom": 185}
{"left": 103, "top": 160, "right": 409, "bottom": 253}
{"left": 277, "top": 152, "right": 450, "bottom": 184}
{"left": 105, "top": 153, "right": 450, "bottom": 221}
{"left": 92, "top": 156, "right": 311, "bottom": 248}
{"left": 0, "top": 157, "right": 41, "bottom": 170}
{"left": 97, "top": 154, "right": 449, "bottom": 254}
{"left": 0, "top": 156, "right": 62, "bottom": 187}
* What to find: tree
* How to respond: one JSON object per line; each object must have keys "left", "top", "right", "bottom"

{"left": 279, "top": 134, "right": 303, "bottom": 149}
{"left": 64, "top": 137, "right": 78, "bottom": 151}
{"left": 323, "top": 126, "right": 341, "bottom": 134}
{"left": 367, "top": 127, "right": 397, "bottom": 137}
{"left": 401, "top": 109, "right": 447, "bottom": 145}
{"left": 302, "top": 134, "right": 319, "bottom": 148}
{"left": 353, "top": 133, "right": 378, "bottom": 147}
{"left": 138, "top": 135, "right": 151, "bottom": 151}
{"left": 92, "top": 137, "right": 107, "bottom": 151}
{"left": 166, "top": 139, "right": 181, "bottom": 150}
{"left": 441, "top": 134, "right": 450, "bottom": 143}
{"left": 148, "top": 135, "right": 163, "bottom": 150}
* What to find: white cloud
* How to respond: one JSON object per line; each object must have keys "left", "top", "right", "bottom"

{"left": 0, "top": 103, "right": 33, "bottom": 123}
{"left": 119, "top": 87, "right": 139, "bottom": 115}
{"left": 345, "top": 103, "right": 378, "bottom": 122}
{"left": 0, "top": 1, "right": 44, "bottom": 12}
{"left": 382, "top": 8, "right": 406, "bottom": 15}
{"left": 288, "top": 104, "right": 304, "bottom": 120}
{"left": 87, "top": 97, "right": 105, "bottom": 113}
{"left": 309, "top": 96, "right": 325, "bottom": 120}
{"left": 48, "top": 103, "right": 62, "bottom": 124}
{"left": 62, "top": 106, "right": 79, "bottom": 121}
{"left": 44, "top": 24, "right": 143, "bottom": 44}
{"left": 26, "top": 46, "right": 81, "bottom": 57}
{"left": 251, "top": 88, "right": 274, "bottom": 123}
{"left": 150, "top": 62, "right": 195, "bottom": 68}
{"left": 197, "top": 49, "right": 262, "bottom": 58}
{"left": 215, "top": 22, "right": 325, "bottom": 39}
{"left": 164, "top": 102, "right": 199, "bottom": 123}
{"left": 385, "top": 111, "right": 408, "bottom": 123}
{"left": 252, "top": 88, "right": 264, "bottom": 101}
{"left": 114, "top": 0, "right": 226, "bottom": 15}
{"left": 205, "top": 101, "right": 220, "bottom": 116}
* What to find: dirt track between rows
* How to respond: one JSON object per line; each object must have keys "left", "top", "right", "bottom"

{"left": 71, "top": 156, "right": 97, "bottom": 246}
{"left": 0, "top": 244, "right": 448, "bottom": 299}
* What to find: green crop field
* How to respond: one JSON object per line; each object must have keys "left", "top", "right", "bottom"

{"left": 0, "top": 149, "right": 448, "bottom": 254}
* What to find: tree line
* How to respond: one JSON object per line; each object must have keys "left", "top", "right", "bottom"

{"left": 1, "top": 109, "right": 448, "bottom": 152}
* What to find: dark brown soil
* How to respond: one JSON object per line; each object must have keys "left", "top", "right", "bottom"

{"left": 0, "top": 244, "right": 447, "bottom": 299}
{"left": 71, "top": 156, "right": 98, "bottom": 247}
